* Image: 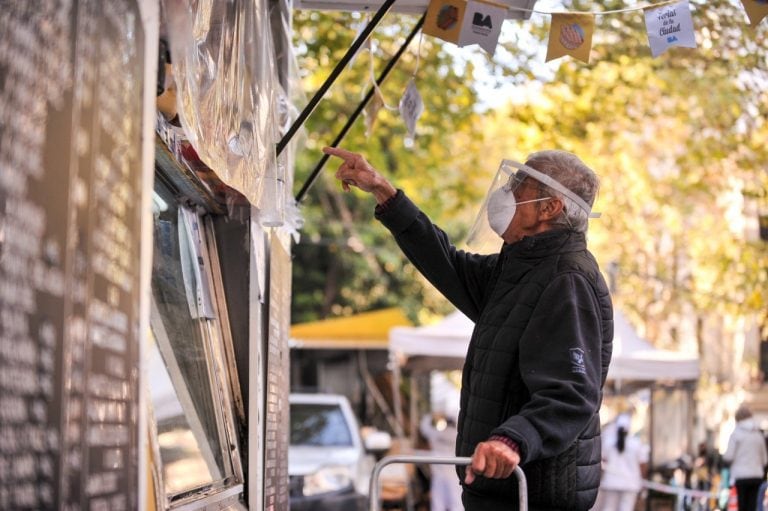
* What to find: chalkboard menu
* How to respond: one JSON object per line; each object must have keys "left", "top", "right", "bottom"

{"left": 0, "top": 2, "right": 146, "bottom": 509}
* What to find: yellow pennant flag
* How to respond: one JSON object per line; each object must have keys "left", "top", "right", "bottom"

{"left": 423, "top": 0, "right": 467, "bottom": 44}
{"left": 741, "top": 0, "right": 768, "bottom": 27}
{"left": 546, "top": 13, "right": 595, "bottom": 64}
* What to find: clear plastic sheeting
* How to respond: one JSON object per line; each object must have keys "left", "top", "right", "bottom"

{"left": 165, "top": 0, "right": 295, "bottom": 227}
{"left": 270, "top": 0, "right": 307, "bottom": 239}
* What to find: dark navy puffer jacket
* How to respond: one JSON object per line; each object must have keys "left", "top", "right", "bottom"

{"left": 376, "top": 191, "right": 613, "bottom": 511}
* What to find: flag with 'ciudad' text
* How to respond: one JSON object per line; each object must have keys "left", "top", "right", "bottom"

{"left": 644, "top": 0, "right": 697, "bottom": 58}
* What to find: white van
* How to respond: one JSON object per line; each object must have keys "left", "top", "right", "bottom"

{"left": 288, "top": 393, "right": 392, "bottom": 511}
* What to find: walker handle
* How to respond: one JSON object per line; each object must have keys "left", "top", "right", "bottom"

{"left": 368, "top": 454, "right": 527, "bottom": 511}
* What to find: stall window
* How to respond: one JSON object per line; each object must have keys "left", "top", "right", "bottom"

{"left": 148, "top": 178, "right": 243, "bottom": 506}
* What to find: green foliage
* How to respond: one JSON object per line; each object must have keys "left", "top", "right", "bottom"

{"left": 291, "top": 11, "right": 490, "bottom": 322}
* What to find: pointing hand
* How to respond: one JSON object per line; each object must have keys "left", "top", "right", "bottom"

{"left": 322, "top": 146, "right": 397, "bottom": 204}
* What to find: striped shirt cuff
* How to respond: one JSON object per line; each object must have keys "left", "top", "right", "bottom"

{"left": 488, "top": 435, "right": 521, "bottom": 455}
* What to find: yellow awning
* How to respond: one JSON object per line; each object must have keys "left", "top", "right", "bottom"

{"left": 290, "top": 307, "right": 412, "bottom": 349}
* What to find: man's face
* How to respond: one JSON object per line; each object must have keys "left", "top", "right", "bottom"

{"left": 500, "top": 177, "right": 547, "bottom": 243}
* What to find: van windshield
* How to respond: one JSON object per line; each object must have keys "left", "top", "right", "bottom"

{"left": 290, "top": 404, "right": 354, "bottom": 447}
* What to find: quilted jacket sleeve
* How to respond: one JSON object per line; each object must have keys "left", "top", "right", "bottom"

{"left": 375, "top": 190, "right": 497, "bottom": 321}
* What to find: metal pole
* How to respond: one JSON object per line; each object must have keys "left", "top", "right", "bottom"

{"left": 368, "top": 455, "right": 528, "bottom": 511}
{"left": 390, "top": 353, "right": 405, "bottom": 438}
{"left": 276, "top": 0, "right": 397, "bottom": 157}
{"left": 294, "top": 14, "right": 426, "bottom": 203}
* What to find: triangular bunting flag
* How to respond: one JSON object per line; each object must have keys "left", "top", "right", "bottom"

{"left": 644, "top": 0, "right": 697, "bottom": 58}
{"left": 457, "top": 0, "right": 508, "bottom": 55}
{"left": 546, "top": 14, "right": 594, "bottom": 63}
{"left": 741, "top": 0, "right": 768, "bottom": 27}
{"left": 423, "top": 0, "right": 467, "bottom": 44}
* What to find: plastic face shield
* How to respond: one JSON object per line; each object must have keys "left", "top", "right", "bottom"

{"left": 465, "top": 160, "right": 600, "bottom": 253}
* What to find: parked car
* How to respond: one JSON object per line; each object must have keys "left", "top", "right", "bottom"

{"left": 289, "top": 393, "right": 392, "bottom": 511}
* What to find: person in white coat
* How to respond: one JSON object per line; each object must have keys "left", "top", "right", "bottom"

{"left": 722, "top": 404, "right": 768, "bottom": 511}
{"left": 420, "top": 413, "right": 463, "bottom": 511}
{"left": 594, "top": 413, "right": 649, "bottom": 511}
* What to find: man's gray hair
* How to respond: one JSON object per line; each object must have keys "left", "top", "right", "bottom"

{"left": 525, "top": 150, "right": 599, "bottom": 233}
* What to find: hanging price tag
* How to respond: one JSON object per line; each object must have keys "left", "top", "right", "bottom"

{"left": 399, "top": 79, "right": 424, "bottom": 140}
{"left": 349, "top": 16, "right": 372, "bottom": 67}
{"left": 364, "top": 92, "right": 384, "bottom": 138}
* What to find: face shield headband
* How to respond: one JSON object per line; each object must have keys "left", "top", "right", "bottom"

{"left": 507, "top": 161, "right": 601, "bottom": 219}
{"left": 465, "top": 160, "right": 601, "bottom": 254}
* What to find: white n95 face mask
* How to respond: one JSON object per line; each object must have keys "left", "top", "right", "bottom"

{"left": 486, "top": 188, "right": 516, "bottom": 237}
{"left": 487, "top": 190, "right": 553, "bottom": 237}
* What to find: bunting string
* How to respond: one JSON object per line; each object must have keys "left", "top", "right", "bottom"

{"left": 361, "top": 0, "right": 766, "bottom": 142}
{"left": 509, "top": 0, "right": 678, "bottom": 16}
{"left": 419, "top": 0, "right": 767, "bottom": 64}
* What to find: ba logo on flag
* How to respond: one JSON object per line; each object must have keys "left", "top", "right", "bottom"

{"left": 456, "top": 0, "right": 506, "bottom": 55}
{"left": 473, "top": 12, "right": 492, "bottom": 28}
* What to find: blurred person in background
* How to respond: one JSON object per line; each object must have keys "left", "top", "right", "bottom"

{"left": 594, "top": 413, "right": 649, "bottom": 511}
{"left": 420, "top": 412, "right": 463, "bottom": 511}
{"left": 722, "top": 404, "right": 768, "bottom": 511}
{"left": 693, "top": 440, "right": 724, "bottom": 509}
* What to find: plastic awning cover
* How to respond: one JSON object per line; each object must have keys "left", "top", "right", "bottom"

{"left": 165, "top": 0, "right": 300, "bottom": 229}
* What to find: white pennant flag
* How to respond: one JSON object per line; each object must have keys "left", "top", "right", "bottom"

{"left": 458, "top": 0, "right": 507, "bottom": 56}
{"left": 644, "top": 0, "right": 697, "bottom": 58}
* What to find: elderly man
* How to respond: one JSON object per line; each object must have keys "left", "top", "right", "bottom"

{"left": 324, "top": 147, "right": 613, "bottom": 511}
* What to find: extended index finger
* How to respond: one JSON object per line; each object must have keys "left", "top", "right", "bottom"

{"left": 322, "top": 146, "right": 357, "bottom": 161}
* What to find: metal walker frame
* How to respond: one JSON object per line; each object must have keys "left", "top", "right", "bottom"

{"left": 368, "top": 455, "right": 528, "bottom": 511}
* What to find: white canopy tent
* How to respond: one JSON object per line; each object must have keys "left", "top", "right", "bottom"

{"left": 607, "top": 310, "right": 699, "bottom": 383}
{"left": 389, "top": 309, "right": 700, "bottom": 383}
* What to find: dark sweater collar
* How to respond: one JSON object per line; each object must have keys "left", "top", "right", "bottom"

{"left": 501, "top": 229, "right": 586, "bottom": 258}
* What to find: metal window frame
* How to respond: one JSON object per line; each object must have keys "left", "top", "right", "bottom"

{"left": 148, "top": 165, "right": 246, "bottom": 509}
{"left": 148, "top": 294, "right": 234, "bottom": 506}
{"left": 198, "top": 215, "right": 245, "bottom": 481}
